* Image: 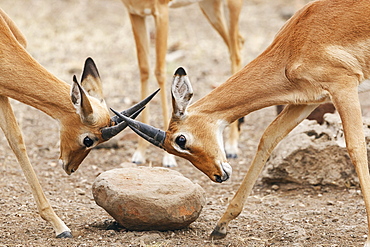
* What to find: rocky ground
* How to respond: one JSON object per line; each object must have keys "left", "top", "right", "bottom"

{"left": 1, "top": 0, "right": 370, "bottom": 246}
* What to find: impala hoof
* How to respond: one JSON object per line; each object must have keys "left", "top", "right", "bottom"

{"left": 226, "top": 153, "right": 238, "bottom": 159}
{"left": 56, "top": 231, "right": 73, "bottom": 238}
{"left": 210, "top": 226, "right": 227, "bottom": 239}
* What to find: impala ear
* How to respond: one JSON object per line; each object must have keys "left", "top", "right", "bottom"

{"left": 171, "top": 67, "right": 193, "bottom": 118}
{"left": 80, "top": 57, "right": 105, "bottom": 103}
{"left": 71, "top": 75, "right": 94, "bottom": 123}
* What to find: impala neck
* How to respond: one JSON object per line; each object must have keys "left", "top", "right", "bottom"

{"left": 0, "top": 44, "right": 76, "bottom": 121}
{"left": 190, "top": 50, "right": 291, "bottom": 124}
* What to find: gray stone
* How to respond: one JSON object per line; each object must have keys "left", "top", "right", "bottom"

{"left": 92, "top": 167, "right": 206, "bottom": 231}
{"left": 262, "top": 113, "right": 370, "bottom": 187}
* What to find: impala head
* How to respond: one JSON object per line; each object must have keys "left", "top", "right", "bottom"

{"left": 59, "top": 57, "right": 158, "bottom": 175}
{"left": 112, "top": 67, "right": 232, "bottom": 183}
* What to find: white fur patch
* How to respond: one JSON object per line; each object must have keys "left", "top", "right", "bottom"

{"left": 216, "top": 120, "right": 228, "bottom": 156}
{"left": 143, "top": 8, "right": 152, "bottom": 15}
{"left": 127, "top": 6, "right": 152, "bottom": 16}
{"left": 358, "top": 79, "right": 370, "bottom": 93}
{"left": 220, "top": 162, "right": 232, "bottom": 181}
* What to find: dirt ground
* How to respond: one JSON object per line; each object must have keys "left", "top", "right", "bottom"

{"left": 1, "top": 0, "right": 370, "bottom": 246}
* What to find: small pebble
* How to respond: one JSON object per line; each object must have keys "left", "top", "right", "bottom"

{"left": 271, "top": 184, "right": 280, "bottom": 191}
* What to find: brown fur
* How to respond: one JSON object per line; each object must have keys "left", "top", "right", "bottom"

{"left": 0, "top": 9, "right": 114, "bottom": 237}
{"left": 159, "top": 0, "right": 370, "bottom": 244}
{"left": 120, "top": 0, "right": 244, "bottom": 165}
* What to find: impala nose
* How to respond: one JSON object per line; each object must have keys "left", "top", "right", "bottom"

{"left": 59, "top": 159, "right": 74, "bottom": 175}
{"left": 215, "top": 162, "right": 232, "bottom": 183}
{"left": 215, "top": 175, "right": 222, "bottom": 183}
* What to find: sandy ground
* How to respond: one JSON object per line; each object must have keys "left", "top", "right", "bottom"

{"left": 1, "top": 0, "right": 370, "bottom": 246}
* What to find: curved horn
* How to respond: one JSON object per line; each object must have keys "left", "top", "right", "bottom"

{"left": 110, "top": 108, "right": 166, "bottom": 149}
{"left": 111, "top": 88, "right": 160, "bottom": 125}
{"left": 101, "top": 107, "right": 144, "bottom": 140}
{"left": 101, "top": 89, "right": 160, "bottom": 140}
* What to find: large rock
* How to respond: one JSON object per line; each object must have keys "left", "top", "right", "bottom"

{"left": 92, "top": 166, "right": 206, "bottom": 231}
{"left": 262, "top": 113, "right": 370, "bottom": 187}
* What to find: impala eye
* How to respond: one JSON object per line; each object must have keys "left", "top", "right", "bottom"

{"left": 83, "top": 136, "right": 94, "bottom": 147}
{"left": 175, "top": 135, "right": 187, "bottom": 149}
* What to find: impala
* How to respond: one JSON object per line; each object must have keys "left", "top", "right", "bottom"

{"left": 119, "top": 0, "right": 244, "bottom": 167}
{"left": 0, "top": 9, "right": 157, "bottom": 238}
{"left": 114, "top": 0, "right": 370, "bottom": 245}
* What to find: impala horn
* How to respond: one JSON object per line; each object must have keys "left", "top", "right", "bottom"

{"left": 110, "top": 108, "right": 166, "bottom": 149}
{"left": 101, "top": 89, "right": 159, "bottom": 140}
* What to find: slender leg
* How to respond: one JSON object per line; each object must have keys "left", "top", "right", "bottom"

{"left": 199, "top": 0, "right": 244, "bottom": 158}
{"left": 329, "top": 87, "right": 370, "bottom": 247}
{"left": 225, "top": 121, "right": 240, "bottom": 158}
{"left": 154, "top": 4, "right": 177, "bottom": 167}
{"left": 128, "top": 13, "right": 151, "bottom": 164}
{"left": 198, "top": 0, "right": 244, "bottom": 72}
{"left": 211, "top": 103, "right": 318, "bottom": 238}
{"left": 224, "top": 0, "right": 244, "bottom": 158}
{"left": 226, "top": 0, "right": 244, "bottom": 74}
{"left": 199, "top": 0, "right": 230, "bottom": 47}
{"left": 0, "top": 96, "right": 71, "bottom": 237}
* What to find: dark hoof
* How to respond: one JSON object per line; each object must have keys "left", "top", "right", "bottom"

{"left": 56, "top": 231, "right": 73, "bottom": 238}
{"left": 226, "top": 153, "right": 238, "bottom": 159}
{"left": 210, "top": 227, "right": 227, "bottom": 240}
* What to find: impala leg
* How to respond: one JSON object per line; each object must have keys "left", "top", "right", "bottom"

{"left": 225, "top": 120, "right": 241, "bottom": 158}
{"left": 0, "top": 96, "right": 71, "bottom": 237}
{"left": 153, "top": 5, "right": 177, "bottom": 167}
{"left": 329, "top": 88, "right": 370, "bottom": 247}
{"left": 128, "top": 13, "right": 151, "bottom": 164}
{"left": 199, "top": 0, "right": 244, "bottom": 158}
{"left": 226, "top": 0, "right": 243, "bottom": 74}
{"left": 224, "top": 0, "right": 244, "bottom": 158}
{"left": 199, "top": 0, "right": 230, "bottom": 47}
{"left": 211, "top": 103, "right": 318, "bottom": 239}
{"left": 199, "top": 0, "right": 243, "bottom": 73}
